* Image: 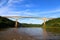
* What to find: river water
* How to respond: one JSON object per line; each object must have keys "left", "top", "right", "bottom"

{"left": 0, "top": 27, "right": 60, "bottom": 40}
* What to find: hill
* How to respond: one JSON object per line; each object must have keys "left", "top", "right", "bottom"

{"left": 45, "top": 18, "right": 60, "bottom": 28}
{"left": 0, "top": 16, "right": 41, "bottom": 28}
{"left": 44, "top": 18, "right": 60, "bottom": 34}
{"left": 0, "top": 16, "right": 21, "bottom": 28}
{"left": 21, "top": 23, "right": 41, "bottom": 27}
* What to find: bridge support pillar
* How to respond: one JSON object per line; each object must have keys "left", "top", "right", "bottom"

{"left": 43, "top": 17, "right": 47, "bottom": 40}
{"left": 15, "top": 18, "right": 18, "bottom": 28}
{"left": 43, "top": 18, "right": 46, "bottom": 28}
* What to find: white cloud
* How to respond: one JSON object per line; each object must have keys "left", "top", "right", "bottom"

{"left": 25, "top": 4, "right": 34, "bottom": 8}
{"left": 0, "top": 0, "right": 24, "bottom": 16}
{"left": 39, "top": 9, "right": 60, "bottom": 14}
{"left": 0, "top": 0, "right": 60, "bottom": 24}
{"left": 0, "top": 0, "right": 38, "bottom": 16}
{"left": 18, "top": 18, "right": 43, "bottom": 24}
{"left": 0, "top": 7, "right": 9, "bottom": 15}
{"left": 8, "top": 0, "right": 23, "bottom": 4}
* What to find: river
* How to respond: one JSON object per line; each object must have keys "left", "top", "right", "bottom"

{"left": 0, "top": 27, "right": 60, "bottom": 40}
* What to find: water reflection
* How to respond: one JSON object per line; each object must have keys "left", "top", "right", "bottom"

{"left": 18, "top": 28, "right": 43, "bottom": 36}
{"left": 43, "top": 28, "right": 48, "bottom": 40}
{"left": 46, "top": 28, "right": 60, "bottom": 34}
{"left": 18, "top": 28, "right": 43, "bottom": 40}
{"left": 0, "top": 27, "right": 60, "bottom": 40}
{"left": 46, "top": 28, "right": 60, "bottom": 40}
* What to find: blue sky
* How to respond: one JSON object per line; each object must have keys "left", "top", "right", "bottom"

{"left": 0, "top": 0, "right": 60, "bottom": 24}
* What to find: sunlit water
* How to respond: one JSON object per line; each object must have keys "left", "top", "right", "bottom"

{"left": 0, "top": 27, "right": 60, "bottom": 40}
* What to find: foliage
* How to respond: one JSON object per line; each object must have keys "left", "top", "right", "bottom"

{"left": 0, "top": 16, "right": 21, "bottom": 28}
{"left": 0, "top": 16, "right": 41, "bottom": 28}
{"left": 21, "top": 23, "right": 41, "bottom": 27}
{"left": 42, "top": 18, "right": 60, "bottom": 27}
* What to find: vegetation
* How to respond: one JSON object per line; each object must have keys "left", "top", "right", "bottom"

{"left": 0, "top": 16, "right": 60, "bottom": 34}
{"left": 44, "top": 18, "right": 60, "bottom": 34}
{"left": 0, "top": 16, "right": 21, "bottom": 29}
{"left": 0, "top": 16, "right": 41, "bottom": 29}
{"left": 42, "top": 18, "right": 60, "bottom": 28}
{"left": 0, "top": 16, "right": 60, "bottom": 28}
{"left": 21, "top": 23, "right": 41, "bottom": 27}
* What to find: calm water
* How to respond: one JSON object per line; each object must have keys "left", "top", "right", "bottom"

{"left": 0, "top": 27, "right": 60, "bottom": 40}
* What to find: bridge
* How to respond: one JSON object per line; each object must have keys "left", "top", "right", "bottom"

{"left": 1, "top": 16, "right": 56, "bottom": 28}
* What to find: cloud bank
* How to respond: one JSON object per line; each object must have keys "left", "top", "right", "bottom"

{"left": 0, "top": 0, "right": 60, "bottom": 24}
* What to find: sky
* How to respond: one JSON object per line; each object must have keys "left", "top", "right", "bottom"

{"left": 0, "top": 0, "right": 60, "bottom": 24}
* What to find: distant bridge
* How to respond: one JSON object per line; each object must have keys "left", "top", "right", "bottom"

{"left": 1, "top": 16, "right": 56, "bottom": 28}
